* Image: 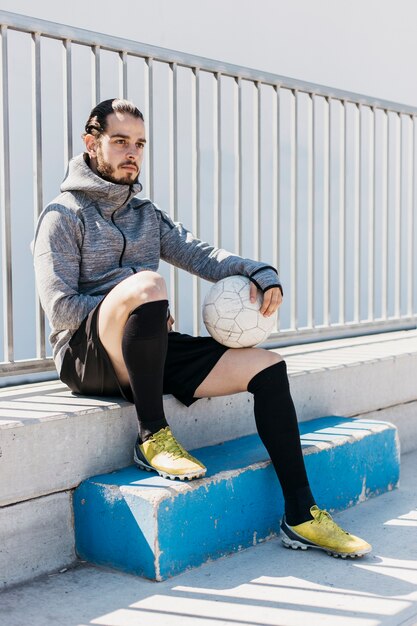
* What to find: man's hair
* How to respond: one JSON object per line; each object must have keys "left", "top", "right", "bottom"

{"left": 83, "top": 98, "right": 144, "bottom": 139}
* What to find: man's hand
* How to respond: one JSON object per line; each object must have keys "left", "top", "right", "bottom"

{"left": 250, "top": 282, "right": 282, "bottom": 317}
{"left": 167, "top": 313, "right": 175, "bottom": 332}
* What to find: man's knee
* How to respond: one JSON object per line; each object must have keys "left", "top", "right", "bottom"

{"left": 264, "top": 350, "right": 282, "bottom": 365}
{"left": 245, "top": 348, "right": 283, "bottom": 383}
{"left": 114, "top": 271, "right": 168, "bottom": 312}
{"left": 128, "top": 271, "right": 168, "bottom": 306}
{"left": 256, "top": 348, "right": 283, "bottom": 369}
{"left": 233, "top": 347, "right": 283, "bottom": 389}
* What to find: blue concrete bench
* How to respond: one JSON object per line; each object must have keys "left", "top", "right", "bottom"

{"left": 73, "top": 416, "right": 399, "bottom": 581}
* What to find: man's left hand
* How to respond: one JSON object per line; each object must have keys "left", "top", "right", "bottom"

{"left": 167, "top": 313, "right": 175, "bottom": 332}
{"left": 250, "top": 283, "right": 282, "bottom": 317}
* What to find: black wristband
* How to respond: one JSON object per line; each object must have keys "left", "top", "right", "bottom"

{"left": 249, "top": 265, "right": 278, "bottom": 279}
{"left": 249, "top": 277, "right": 283, "bottom": 296}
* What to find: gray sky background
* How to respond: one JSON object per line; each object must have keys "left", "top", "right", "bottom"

{"left": 1, "top": 0, "right": 417, "bottom": 107}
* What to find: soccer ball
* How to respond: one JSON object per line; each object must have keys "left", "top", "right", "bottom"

{"left": 202, "top": 275, "right": 277, "bottom": 348}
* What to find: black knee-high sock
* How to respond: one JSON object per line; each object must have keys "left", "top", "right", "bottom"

{"left": 121, "top": 300, "right": 169, "bottom": 443}
{"left": 247, "top": 360, "right": 315, "bottom": 525}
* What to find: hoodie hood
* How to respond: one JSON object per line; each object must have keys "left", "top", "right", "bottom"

{"left": 60, "top": 153, "right": 143, "bottom": 216}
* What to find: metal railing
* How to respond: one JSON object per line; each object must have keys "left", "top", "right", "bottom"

{"left": 1, "top": 9, "right": 417, "bottom": 379}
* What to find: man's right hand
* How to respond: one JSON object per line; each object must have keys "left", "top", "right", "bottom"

{"left": 167, "top": 313, "right": 175, "bottom": 332}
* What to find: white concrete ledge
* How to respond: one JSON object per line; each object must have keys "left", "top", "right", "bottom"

{"left": 358, "top": 401, "right": 417, "bottom": 455}
{"left": 1, "top": 329, "right": 416, "bottom": 508}
{"left": 286, "top": 329, "right": 417, "bottom": 419}
{"left": 0, "top": 491, "right": 76, "bottom": 589}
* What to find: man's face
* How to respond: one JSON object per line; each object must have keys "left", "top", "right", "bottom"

{"left": 85, "top": 112, "right": 146, "bottom": 185}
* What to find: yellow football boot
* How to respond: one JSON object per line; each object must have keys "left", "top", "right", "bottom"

{"left": 134, "top": 427, "right": 206, "bottom": 480}
{"left": 280, "top": 505, "right": 372, "bottom": 558}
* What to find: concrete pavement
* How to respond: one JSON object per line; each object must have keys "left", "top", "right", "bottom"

{"left": 1, "top": 450, "right": 416, "bottom": 626}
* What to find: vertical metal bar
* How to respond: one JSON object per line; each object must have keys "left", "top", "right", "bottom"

{"left": 353, "top": 104, "right": 361, "bottom": 322}
{"left": 169, "top": 62, "right": 179, "bottom": 330}
{"left": 234, "top": 76, "right": 242, "bottom": 256}
{"left": 307, "top": 93, "right": 315, "bottom": 328}
{"left": 272, "top": 84, "right": 280, "bottom": 333}
{"left": 172, "top": 64, "right": 179, "bottom": 211}
{"left": 372, "top": 107, "right": 378, "bottom": 321}
{"left": 323, "top": 97, "right": 331, "bottom": 327}
{"left": 290, "top": 89, "right": 298, "bottom": 330}
{"left": 91, "top": 44, "right": 100, "bottom": 106}
{"left": 381, "top": 111, "right": 389, "bottom": 319}
{"left": 142, "top": 58, "right": 150, "bottom": 195}
{"left": 63, "top": 39, "right": 73, "bottom": 163}
{"left": 213, "top": 71, "right": 221, "bottom": 248}
{"left": 254, "top": 81, "right": 261, "bottom": 261}
{"left": 394, "top": 113, "right": 401, "bottom": 317}
{"left": 272, "top": 85, "right": 280, "bottom": 279}
{"left": 407, "top": 114, "right": 414, "bottom": 316}
{"left": 338, "top": 100, "right": 346, "bottom": 324}
{"left": 119, "top": 50, "right": 128, "bottom": 99}
{"left": 192, "top": 67, "right": 201, "bottom": 335}
{"left": 146, "top": 57, "right": 154, "bottom": 199}
{"left": 0, "top": 25, "right": 13, "bottom": 363}
{"left": 367, "top": 107, "right": 376, "bottom": 320}
{"left": 413, "top": 116, "right": 417, "bottom": 317}
{"left": 31, "top": 35, "right": 42, "bottom": 204}
{"left": 32, "top": 32, "right": 46, "bottom": 359}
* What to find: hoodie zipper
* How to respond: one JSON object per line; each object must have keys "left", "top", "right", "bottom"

{"left": 110, "top": 187, "right": 133, "bottom": 268}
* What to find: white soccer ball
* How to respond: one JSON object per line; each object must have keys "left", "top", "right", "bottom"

{"left": 202, "top": 275, "right": 277, "bottom": 348}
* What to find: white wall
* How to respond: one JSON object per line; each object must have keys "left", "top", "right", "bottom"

{"left": 1, "top": 0, "right": 416, "bottom": 107}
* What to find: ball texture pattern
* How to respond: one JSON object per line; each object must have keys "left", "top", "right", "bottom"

{"left": 202, "top": 275, "right": 277, "bottom": 348}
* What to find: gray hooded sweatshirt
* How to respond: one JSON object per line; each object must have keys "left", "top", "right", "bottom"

{"left": 33, "top": 153, "right": 281, "bottom": 372}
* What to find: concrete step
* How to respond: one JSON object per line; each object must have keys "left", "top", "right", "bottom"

{"left": 0, "top": 491, "right": 75, "bottom": 589}
{"left": 0, "top": 330, "right": 414, "bottom": 588}
{"left": 1, "top": 329, "right": 416, "bottom": 510}
{"left": 2, "top": 449, "right": 417, "bottom": 626}
{"left": 73, "top": 416, "right": 400, "bottom": 581}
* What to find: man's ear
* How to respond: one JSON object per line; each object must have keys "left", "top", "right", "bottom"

{"left": 84, "top": 134, "right": 98, "bottom": 157}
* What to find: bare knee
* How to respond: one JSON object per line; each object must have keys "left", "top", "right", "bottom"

{"left": 126, "top": 271, "right": 167, "bottom": 309}
{"left": 136, "top": 270, "right": 167, "bottom": 298}
{"left": 108, "top": 271, "right": 168, "bottom": 316}
{"left": 194, "top": 347, "right": 283, "bottom": 398}
{"left": 268, "top": 350, "right": 283, "bottom": 366}
{"left": 241, "top": 349, "right": 283, "bottom": 390}
{"left": 250, "top": 348, "right": 282, "bottom": 377}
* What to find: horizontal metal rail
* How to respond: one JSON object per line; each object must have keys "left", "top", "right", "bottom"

{"left": 0, "top": 10, "right": 416, "bottom": 116}
{"left": 1, "top": 9, "right": 416, "bottom": 379}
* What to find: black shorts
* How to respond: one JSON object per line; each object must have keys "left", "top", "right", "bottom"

{"left": 60, "top": 302, "right": 229, "bottom": 407}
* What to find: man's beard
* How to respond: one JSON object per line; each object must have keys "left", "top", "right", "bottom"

{"left": 96, "top": 149, "right": 139, "bottom": 185}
